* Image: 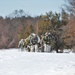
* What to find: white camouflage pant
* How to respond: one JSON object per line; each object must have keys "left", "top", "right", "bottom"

{"left": 44, "top": 44, "right": 51, "bottom": 52}
{"left": 30, "top": 44, "right": 38, "bottom": 52}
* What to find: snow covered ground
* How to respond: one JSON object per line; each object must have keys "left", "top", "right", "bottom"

{"left": 0, "top": 48, "right": 75, "bottom": 75}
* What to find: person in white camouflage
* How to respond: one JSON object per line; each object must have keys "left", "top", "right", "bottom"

{"left": 18, "top": 39, "right": 25, "bottom": 51}
{"left": 41, "top": 32, "right": 52, "bottom": 52}
{"left": 30, "top": 33, "right": 40, "bottom": 52}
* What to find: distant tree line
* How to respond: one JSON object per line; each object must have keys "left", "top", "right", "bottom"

{"left": 0, "top": 0, "right": 75, "bottom": 51}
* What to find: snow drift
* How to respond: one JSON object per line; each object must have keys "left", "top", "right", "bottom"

{"left": 0, "top": 49, "right": 75, "bottom": 75}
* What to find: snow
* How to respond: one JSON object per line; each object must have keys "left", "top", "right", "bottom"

{"left": 0, "top": 49, "right": 75, "bottom": 75}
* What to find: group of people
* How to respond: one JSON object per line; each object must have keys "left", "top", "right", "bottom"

{"left": 18, "top": 32, "right": 54, "bottom": 52}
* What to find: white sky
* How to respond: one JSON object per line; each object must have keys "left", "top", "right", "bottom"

{"left": 0, "top": 0, "right": 65, "bottom": 17}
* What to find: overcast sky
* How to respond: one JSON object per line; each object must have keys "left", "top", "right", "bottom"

{"left": 0, "top": 0, "right": 65, "bottom": 17}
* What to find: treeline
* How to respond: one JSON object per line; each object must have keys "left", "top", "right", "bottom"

{"left": 0, "top": 0, "right": 75, "bottom": 50}
{"left": 0, "top": 10, "right": 41, "bottom": 48}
